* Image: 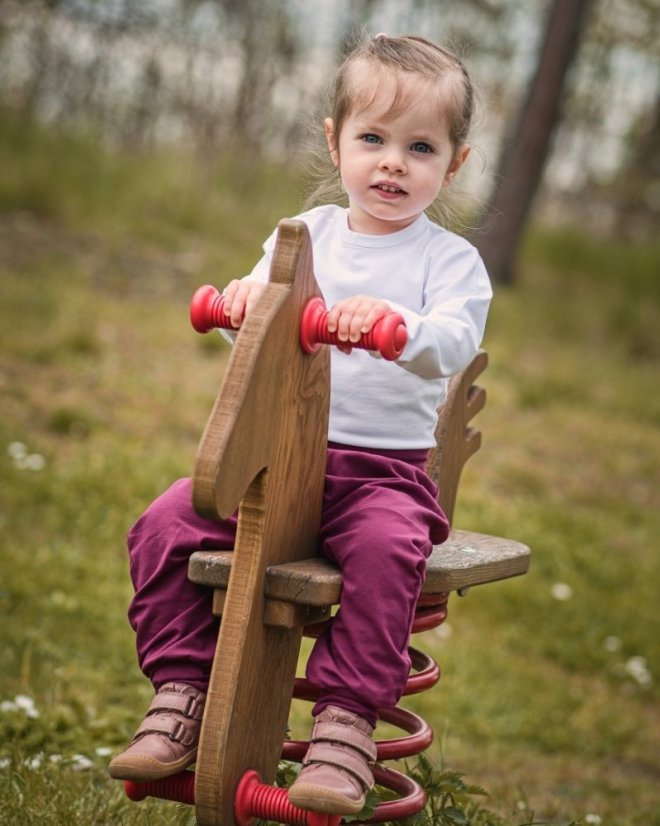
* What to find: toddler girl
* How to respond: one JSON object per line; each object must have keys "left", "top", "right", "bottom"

{"left": 109, "top": 33, "right": 492, "bottom": 816}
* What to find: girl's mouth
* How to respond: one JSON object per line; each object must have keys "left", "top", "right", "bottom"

{"left": 373, "top": 183, "right": 406, "bottom": 197}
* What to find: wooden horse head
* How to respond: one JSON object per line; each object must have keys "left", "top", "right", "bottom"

{"left": 192, "top": 220, "right": 330, "bottom": 826}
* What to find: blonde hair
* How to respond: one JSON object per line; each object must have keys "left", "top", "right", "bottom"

{"left": 305, "top": 33, "right": 477, "bottom": 229}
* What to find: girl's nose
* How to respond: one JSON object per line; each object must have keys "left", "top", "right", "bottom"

{"left": 378, "top": 149, "right": 406, "bottom": 174}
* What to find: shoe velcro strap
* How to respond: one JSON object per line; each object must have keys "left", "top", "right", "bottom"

{"left": 134, "top": 715, "right": 197, "bottom": 747}
{"left": 147, "top": 691, "right": 204, "bottom": 720}
{"left": 311, "top": 721, "right": 377, "bottom": 761}
{"left": 302, "top": 743, "right": 375, "bottom": 791}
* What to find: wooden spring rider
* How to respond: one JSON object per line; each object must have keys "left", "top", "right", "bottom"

{"left": 120, "top": 220, "right": 530, "bottom": 825}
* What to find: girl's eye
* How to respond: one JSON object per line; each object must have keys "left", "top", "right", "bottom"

{"left": 361, "top": 133, "right": 382, "bottom": 144}
{"left": 411, "top": 142, "right": 433, "bottom": 154}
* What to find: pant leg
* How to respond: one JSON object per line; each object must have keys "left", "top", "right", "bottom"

{"left": 127, "top": 477, "right": 237, "bottom": 691}
{"left": 306, "top": 448, "right": 449, "bottom": 727}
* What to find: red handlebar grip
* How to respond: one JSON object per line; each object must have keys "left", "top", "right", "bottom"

{"left": 299, "top": 296, "right": 407, "bottom": 361}
{"left": 190, "top": 286, "right": 408, "bottom": 360}
{"left": 234, "top": 770, "right": 341, "bottom": 826}
{"left": 190, "top": 285, "right": 241, "bottom": 333}
{"left": 123, "top": 773, "right": 195, "bottom": 805}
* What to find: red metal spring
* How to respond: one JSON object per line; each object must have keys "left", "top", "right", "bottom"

{"left": 366, "top": 765, "right": 428, "bottom": 823}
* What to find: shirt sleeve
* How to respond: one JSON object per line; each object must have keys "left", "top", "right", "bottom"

{"left": 390, "top": 243, "right": 492, "bottom": 380}
{"left": 243, "top": 227, "right": 278, "bottom": 283}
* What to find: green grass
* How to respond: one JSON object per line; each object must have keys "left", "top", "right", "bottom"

{"left": 1, "top": 112, "right": 659, "bottom": 824}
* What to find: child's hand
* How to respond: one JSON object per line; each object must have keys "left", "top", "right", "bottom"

{"left": 326, "top": 296, "right": 393, "bottom": 354}
{"left": 222, "top": 280, "right": 265, "bottom": 328}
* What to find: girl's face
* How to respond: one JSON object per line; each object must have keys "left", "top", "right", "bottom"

{"left": 326, "top": 63, "right": 469, "bottom": 235}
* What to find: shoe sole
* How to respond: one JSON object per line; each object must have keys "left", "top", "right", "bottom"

{"left": 288, "top": 783, "right": 364, "bottom": 815}
{"left": 108, "top": 750, "right": 197, "bottom": 782}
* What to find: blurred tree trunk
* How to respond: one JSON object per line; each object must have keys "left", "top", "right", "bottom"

{"left": 228, "top": 0, "right": 297, "bottom": 152}
{"left": 614, "top": 95, "right": 660, "bottom": 241}
{"left": 470, "top": 0, "right": 595, "bottom": 285}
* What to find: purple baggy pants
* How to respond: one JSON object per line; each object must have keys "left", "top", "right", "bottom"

{"left": 127, "top": 443, "right": 449, "bottom": 727}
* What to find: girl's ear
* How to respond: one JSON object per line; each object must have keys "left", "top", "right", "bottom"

{"left": 444, "top": 143, "right": 471, "bottom": 185}
{"left": 324, "top": 117, "right": 339, "bottom": 168}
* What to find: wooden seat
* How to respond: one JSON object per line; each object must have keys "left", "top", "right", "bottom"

{"left": 190, "top": 528, "right": 530, "bottom": 604}
{"left": 189, "top": 528, "right": 529, "bottom": 628}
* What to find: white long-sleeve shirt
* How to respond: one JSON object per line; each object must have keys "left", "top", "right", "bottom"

{"left": 241, "top": 204, "right": 492, "bottom": 449}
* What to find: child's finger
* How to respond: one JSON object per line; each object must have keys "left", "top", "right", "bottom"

{"left": 360, "top": 301, "right": 393, "bottom": 333}
{"left": 335, "top": 308, "right": 355, "bottom": 342}
{"left": 245, "top": 282, "right": 265, "bottom": 315}
{"left": 222, "top": 280, "right": 263, "bottom": 327}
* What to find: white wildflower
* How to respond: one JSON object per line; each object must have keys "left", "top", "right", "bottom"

{"left": 603, "top": 635, "right": 622, "bottom": 652}
{"left": 625, "top": 656, "right": 653, "bottom": 688}
{"left": 550, "top": 582, "right": 573, "bottom": 601}
{"left": 8, "top": 441, "right": 46, "bottom": 471}
{"left": 25, "top": 752, "right": 44, "bottom": 770}
{"left": 7, "top": 442, "right": 27, "bottom": 460}
{"left": 584, "top": 814, "right": 602, "bottom": 825}
{"left": 0, "top": 757, "right": 11, "bottom": 770}
{"left": 24, "top": 453, "right": 46, "bottom": 471}
{"left": 70, "top": 754, "right": 94, "bottom": 771}
{"left": 14, "top": 695, "right": 39, "bottom": 718}
{"left": 0, "top": 700, "right": 17, "bottom": 713}
{"left": 49, "top": 590, "right": 78, "bottom": 610}
{"left": 49, "top": 754, "right": 63, "bottom": 763}
{"left": 95, "top": 746, "right": 113, "bottom": 757}
{"left": 433, "top": 622, "right": 452, "bottom": 640}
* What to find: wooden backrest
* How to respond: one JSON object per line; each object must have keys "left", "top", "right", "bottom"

{"left": 425, "top": 350, "right": 488, "bottom": 524}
